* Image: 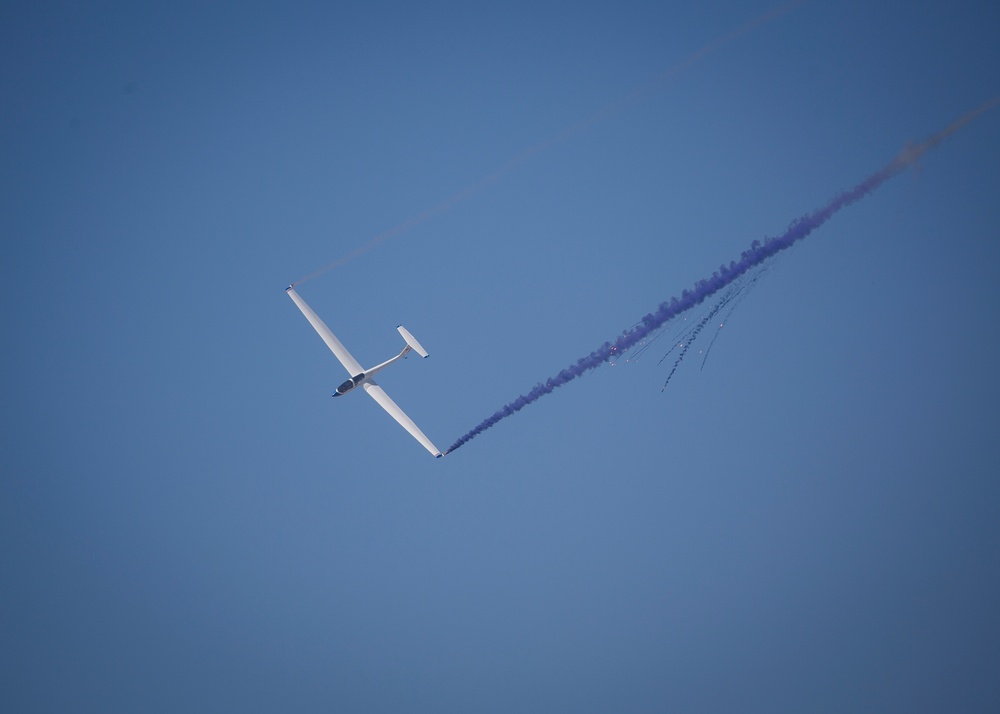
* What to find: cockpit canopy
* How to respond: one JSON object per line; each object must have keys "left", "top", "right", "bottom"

{"left": 336, "top": 373, "right": 366, "bottom": 395}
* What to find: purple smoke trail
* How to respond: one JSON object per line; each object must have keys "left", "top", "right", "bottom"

{"left": 443, "top": 97, "right": 1000, "bottom": 456}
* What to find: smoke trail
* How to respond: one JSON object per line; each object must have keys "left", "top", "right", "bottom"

{"left": 292, "top": 1, "right": 803, "bottom": 287}
{"left": 699, "top": 262, "right": 774, "bottom": 371}
{"left": 443, "top": 97, "right": 1000, "bottom": 455}
{"left": 625, "top": 260, "right": 769, "bottom": 369}
{"left": 659, "top": 282, "right": 745, "bottom": 390}
{"left": 659, "top": 311, "right": 715, "bottom": 389}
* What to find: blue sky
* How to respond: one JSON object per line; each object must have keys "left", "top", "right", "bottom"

{"left": 3, "top": 1, "right": 999, "bottom": 711}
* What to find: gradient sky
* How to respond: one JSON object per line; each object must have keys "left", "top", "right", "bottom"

{"left": 3, "top": 1, "right": 1000, "bottom": 711}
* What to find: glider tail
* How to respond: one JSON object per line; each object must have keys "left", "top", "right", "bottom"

{"left": 397, "top": 326, "right": 430, "bottom": 358}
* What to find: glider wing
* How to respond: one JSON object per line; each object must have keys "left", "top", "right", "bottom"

{"left": 286, "top": 287, "right": 364, "bottom": 375}
{"left": 362, "top": 381, "right": 442, "bottom": 457}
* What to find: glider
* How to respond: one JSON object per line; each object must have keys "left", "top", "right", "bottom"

{"left": 286, "top": 286, "right": 442, "bottom": 457}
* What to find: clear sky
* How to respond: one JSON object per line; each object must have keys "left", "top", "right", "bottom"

{"left": 3, "top": 1, "right": 999, "bottom": 711}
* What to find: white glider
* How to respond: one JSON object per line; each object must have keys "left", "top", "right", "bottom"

{"left": 286, "top": 286, "right": 442, "bottom": 458}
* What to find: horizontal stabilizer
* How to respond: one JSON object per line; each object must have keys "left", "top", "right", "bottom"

{"left": 397, "top": 326, "right": 429, "bottom": 358}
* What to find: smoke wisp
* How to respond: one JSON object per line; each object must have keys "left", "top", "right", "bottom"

{"left": 291, "top": 2, "right": 803, "bottom": 287}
